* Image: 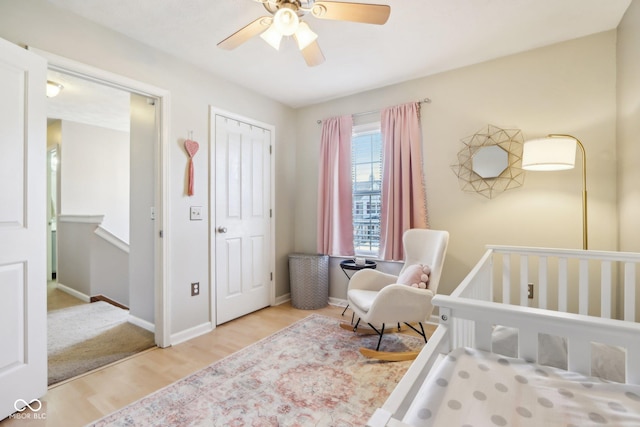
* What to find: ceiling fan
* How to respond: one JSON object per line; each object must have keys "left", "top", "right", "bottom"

{"left": 217, "top": 0, "right": 391, "bottom": 67}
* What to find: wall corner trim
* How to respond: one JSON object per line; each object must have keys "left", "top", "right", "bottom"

{"left": 128, "top": 314, "right": 156, "bottom": 333}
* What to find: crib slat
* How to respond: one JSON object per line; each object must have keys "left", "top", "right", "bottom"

{"left": 601, "top": 261, "right": 612, "bottom": 319}
{"left": 487, "top": 255, "right": 494, "bottom": 302}
{"left": 539, "top": 256, "right": 548, "bottom": 309}
{"left": 503, "top": 255, "right": 511, "bottom": 305}
{"left": 579, "top": 259, "right": 589, "bottom": 315}
{"left": 624, "top": 262, "right": 636, "bottom": 322}
{"left": 558, "top": 258, "right": 568, "bottom": 312}
{"left": 520, "top": 256, "right": 529, "bottom": 307}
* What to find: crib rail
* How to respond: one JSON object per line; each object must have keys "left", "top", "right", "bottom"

{"left": 368, "top": 326, "right": 451, "bottom": 427}
{"left": 370, "top": 294, "right": 640, "bottom": 427}
{"left": 435, "top": 295, "right": 640, "bottom": 384}
{"left": 452, "top": 245, "right": 640, "bottom": 322}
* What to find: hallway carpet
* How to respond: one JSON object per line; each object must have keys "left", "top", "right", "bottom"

{"left": 48, "top": 301, "right": 155, "bottom": 385}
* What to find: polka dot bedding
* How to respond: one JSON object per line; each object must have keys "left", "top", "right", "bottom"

{"left": 403, "top": 347, "right": 640, "bottom": 427}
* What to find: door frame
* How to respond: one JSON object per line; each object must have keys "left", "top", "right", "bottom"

{"left": 209, "top": 106, "right": 276, "bottom": 327}
{"left": 46, "top": 144, "right": 59, "bottom": 281}
{"left": 29, "top": 47, "right": 172, "bottom": 348}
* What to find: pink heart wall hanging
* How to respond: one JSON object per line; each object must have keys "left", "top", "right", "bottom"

{"left": 184, "top": 139, "right": 199, "bottom": 196}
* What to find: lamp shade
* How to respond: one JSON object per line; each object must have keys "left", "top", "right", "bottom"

{"left": 522, "top": 136, "right": 577, "bottom": 171}
{"left": 260, "top": 24, "right": 283, "bottom": 50}
{"left": 294, "top": 22, "right": 318, "bottom": 50}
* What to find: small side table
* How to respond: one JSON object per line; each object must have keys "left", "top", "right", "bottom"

{"left": 340, "top": 259, "right": 377, "bottom": 316}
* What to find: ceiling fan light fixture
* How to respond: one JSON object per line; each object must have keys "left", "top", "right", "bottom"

{"left": 294, "top": 22, "right": 318, "bottom": 50}
{"left": 260, "top": 24, "right": 283, "bottom": 50}
{"left": 273, "top": 8, "right": 299, "bottom": 36}
{"left": 219, "top": 0, "right": 392, "bottom": 67}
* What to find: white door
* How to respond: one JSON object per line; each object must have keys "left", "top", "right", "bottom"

{"left": 0, "top": 38, "right": 48, "bottom": 419}
{"left": 212, "top": 112, "right": 272, "bottom": 325}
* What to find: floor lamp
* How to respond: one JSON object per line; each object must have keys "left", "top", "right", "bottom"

{"left": 521, "top": 134, "right": 588, "bottom": 250}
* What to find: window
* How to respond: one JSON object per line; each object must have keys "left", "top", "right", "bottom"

{"left": 352, "top": 123, "right": 382, "bottom": 256}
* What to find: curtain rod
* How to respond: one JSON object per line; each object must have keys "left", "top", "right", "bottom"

{"left": 316, "top": 98, "right": 431, "bottom": 124}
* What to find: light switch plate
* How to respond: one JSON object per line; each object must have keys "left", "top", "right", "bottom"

{"left": 190, "top": 206, "right": 202, "bottom": 221}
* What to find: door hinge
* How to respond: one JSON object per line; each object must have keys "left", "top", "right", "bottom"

{"left": 159, "top": 230, "right": 163, "bottom": 238}
{"left": 270, "top": 209, "right": 272, "bottom": 218}
{"left": 269, "top": 145, "right": 272, "bottom": 154}
{"left": 270, "top": 272, "right": 273, "bottom": 281}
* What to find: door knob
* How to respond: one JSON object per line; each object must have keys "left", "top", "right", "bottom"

{"left": 217, "top": 226, "right": 228, "bottom": 234}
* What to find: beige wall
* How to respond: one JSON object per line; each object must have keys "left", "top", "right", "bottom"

{"left": 295, "top": 31, "right": 619, "bottom": 297}
{"left": 617, "top": 0, "right": 640, "bottom": 253}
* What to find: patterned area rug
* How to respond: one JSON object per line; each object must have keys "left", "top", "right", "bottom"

{"left": 88, "top": 314, "right": 425, "bottom": 426}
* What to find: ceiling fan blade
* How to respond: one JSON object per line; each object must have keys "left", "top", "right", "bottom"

{"left": 218, "top": 17, "right": 270, "bottom": 50}
{"left": 311, "top": 2, "right": 390, "bottom": 25}
{"left": 301, "top": 40, "right": 325, "bottom": 67}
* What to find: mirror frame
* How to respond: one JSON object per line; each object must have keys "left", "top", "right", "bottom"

{"left": 451, "top": 125, "right": 525, "bottom": 199}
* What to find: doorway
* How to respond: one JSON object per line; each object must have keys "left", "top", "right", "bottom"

{"left": 32, "top": 46, "right": 171, "bottom": 349}
{"left": 44, "top": 70, "right": 159, "bottom": 384}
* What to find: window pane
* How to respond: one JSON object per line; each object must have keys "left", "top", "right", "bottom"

{"left": 352, "top": 127, "right": 382, "bottom": 256}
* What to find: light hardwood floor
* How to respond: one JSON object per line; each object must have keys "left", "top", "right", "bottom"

{"left": 2, "top": 302, "right": 431, "bottom": 427}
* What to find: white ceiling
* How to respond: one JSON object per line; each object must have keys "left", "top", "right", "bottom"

{"left": 47, "top": 70, "right": 130, "bottom": 132}
{"left": 46, "top": 0, "right": 631, "bottom": 109}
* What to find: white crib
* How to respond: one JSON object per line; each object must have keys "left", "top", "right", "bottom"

{"left": 368, "top": 246, "right": 640, "bottom": 427}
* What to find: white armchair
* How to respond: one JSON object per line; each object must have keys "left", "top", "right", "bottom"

{"left": 346, "top": 229, "right": 449, "bottom": 353}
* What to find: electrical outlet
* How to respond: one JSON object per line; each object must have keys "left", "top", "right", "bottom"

{"left": 191, "top": 282, "right": 200, "bottom": 296}
{"left": 190, "top": 206, "right": 202, "bottom": 221}
{"left": 528, "top": 283, "right": 534, "bottom": 299}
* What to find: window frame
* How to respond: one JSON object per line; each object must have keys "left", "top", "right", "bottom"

{"left": 351, "top": 121, "right": 382, "bottom": 257}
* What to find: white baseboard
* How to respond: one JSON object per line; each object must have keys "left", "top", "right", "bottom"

{"left": 274, "top": 295, "right": 432, "bottom": 324}
{"left": 170, "top": 321, "right": 213, "bottom": 346}
{"left": 56, "top": 282, "right": 91, "bottom": 303}
{"left": 275, "top": 294, "right": 347, "bottom": 309}
{"left": 128, "top": 315, "right": 155, "bottom": 333}
{"left": 329, "top": 297, "right": 348, "bottom": 308}
{"left": 274, "top": 293, "right": 291, "bottom": 306}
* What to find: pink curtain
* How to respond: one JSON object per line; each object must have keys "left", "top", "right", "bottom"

{"left": 317, "top": 115, "right": 355, "bottom": 256}
{"left": 379, "top": 102, "right": 428, "bottom": 260}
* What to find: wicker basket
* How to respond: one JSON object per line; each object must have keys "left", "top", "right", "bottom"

{"left": 288, "top": 253, "right": 329, "bottom": 309}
